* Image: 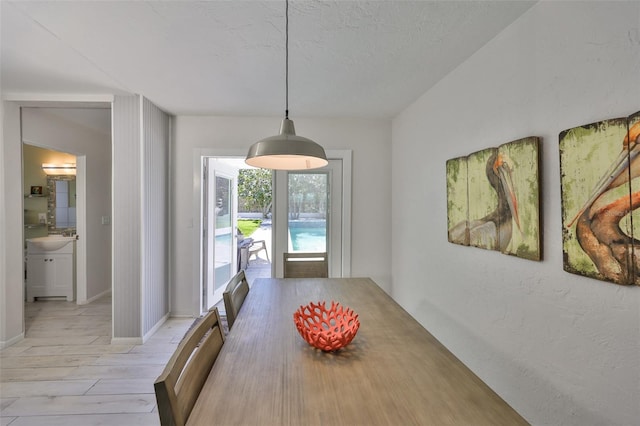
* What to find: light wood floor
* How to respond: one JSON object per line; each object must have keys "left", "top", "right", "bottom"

{"left": 0, "top": 294, "right": 194, "bottom": 426}
{"left": 0, "top": 260, "right": 271, "bottom": 426}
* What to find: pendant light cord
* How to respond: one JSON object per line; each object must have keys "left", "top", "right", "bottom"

{"left": 285, "top": 0, "right": 289, "bottom": 119}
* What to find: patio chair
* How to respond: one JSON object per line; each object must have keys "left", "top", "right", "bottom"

{"left": 248, "top": 239, "right": 269, "bottom": 264}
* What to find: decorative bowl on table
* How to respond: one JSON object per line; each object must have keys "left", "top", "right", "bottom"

{"left": 293, "top": 301, "right": 360, "bottom": 352}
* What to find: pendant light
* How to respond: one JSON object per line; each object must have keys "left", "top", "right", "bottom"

{"left": 245, "top": 0, "right": 328, "bottom": 170}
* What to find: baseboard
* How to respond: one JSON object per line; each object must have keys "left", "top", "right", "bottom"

{"left": 111, "top": 336, "right": 144, "bottom": 345}
{"left": 0, "top": 332, "right": 25, "bottom": 349}
{"left": 142, "top": 312, "right": 170, "bottom": 343}
{"left": 110, "top": 312, "right": 171, "bottom": 345}
{"left": 77, "top": 289, "right": 112, "bottom": 305}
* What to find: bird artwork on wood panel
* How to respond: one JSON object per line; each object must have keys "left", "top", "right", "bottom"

{"left": 446, "top": 137, "right": 540, "bottom": 261}
{"left": 561, "top": 113, "right": 640, "bottom": 286}
{"left": 448, "top": 150, "right": 521, "bottom": 251}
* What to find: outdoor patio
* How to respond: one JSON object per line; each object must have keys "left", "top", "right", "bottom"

{"left": 240, "top": 221, "right": 272, "bottom": 284}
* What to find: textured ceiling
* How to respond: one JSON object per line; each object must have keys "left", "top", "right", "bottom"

{"left": 1, "top": 1, "right": 536, "bottom": 119}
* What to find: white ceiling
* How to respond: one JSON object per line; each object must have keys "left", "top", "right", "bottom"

{"left": 1, "top": 1, "right": 536, "bottom": 119}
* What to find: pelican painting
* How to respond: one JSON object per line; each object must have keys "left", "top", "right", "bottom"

{"left": 560, "top": 110, "right": 640, "bottom": 286}
{"left": 447, "top": 137, "right": 541, "bottom": 260}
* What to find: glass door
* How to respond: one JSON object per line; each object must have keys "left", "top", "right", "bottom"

{"left": 287, "top": 172, "right": 328, "bottom": 253}
{"left": 202, "top": 158, "right": 237, "bottom": 311}
{"left": 273, "top": 159, "right": 343, "bottom": 277}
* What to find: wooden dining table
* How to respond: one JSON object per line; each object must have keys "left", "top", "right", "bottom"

{"left": 187, "top": 277, "right": 528, "bottom": 425}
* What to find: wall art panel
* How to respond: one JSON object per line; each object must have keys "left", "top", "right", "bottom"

{"left": 447, "top": 137, "right": 541, "bottom": 261}
{"left": 560, "top": 110, "right": 640, "bottom": 285}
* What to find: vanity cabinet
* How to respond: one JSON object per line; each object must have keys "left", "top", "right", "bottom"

{"left": 26, "top": 241, "right": 75, "bottom": 302}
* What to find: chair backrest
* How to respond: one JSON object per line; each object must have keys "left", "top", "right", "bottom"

{"left": 223, "top": 270, "right": 250, "bottom": 330}
{"left": 154, "top": 307, "right": 225, "bottom": 426}
{"left": 283, "top": 252, "right": 329, "bottom": 278}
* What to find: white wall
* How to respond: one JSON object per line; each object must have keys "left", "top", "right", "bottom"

{"left": 0, "top": 103, "right": 24, "bottom": 348}
{"left": 391, "top": 2, "right": 640, "bottom": 425}
{"left": 141, "top": 97, "right": 171, "bottom": 336}
{"left": 171, "top": 116, "right": 391, "bottom": 316}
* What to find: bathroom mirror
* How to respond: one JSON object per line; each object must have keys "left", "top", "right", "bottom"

{"left": 47, "top": 175, "right": 76, "bottom": 231}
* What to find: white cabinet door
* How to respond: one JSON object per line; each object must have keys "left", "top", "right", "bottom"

{"left": 50, "top": 254, "right": 73, "bottom": 300}
{"left": 26, "top": 253, "right": 74, "bottom": 301}
{"left": 27, "top": 255, "right": 48, "bottom": 302}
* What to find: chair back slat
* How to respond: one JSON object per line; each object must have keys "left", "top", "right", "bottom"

{"left": 154, "top": 307, "right": 225, "bottom": 426}
{"left": 223, "top": 270, "right": 250, "bottom": 330}
{"left": 283, "top": 252, "right": 328, "bottom": 278}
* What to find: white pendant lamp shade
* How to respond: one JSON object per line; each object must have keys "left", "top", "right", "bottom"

{"left": 245, "top": 118, "right": 328, "bottom": 170}
{"left": 245, "top": 0, "right": 328, "bottom": 170}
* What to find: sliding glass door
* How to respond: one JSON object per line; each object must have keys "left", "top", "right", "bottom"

{"left": 274, "top": 159, "right": 343, "bottom": 277}
{"left": 287, "top": 172, "right": 328, "bottom": 253}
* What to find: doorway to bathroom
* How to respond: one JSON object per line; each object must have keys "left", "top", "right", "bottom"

{"left": 20, "top": 106, "right": 112, "bottom": 336}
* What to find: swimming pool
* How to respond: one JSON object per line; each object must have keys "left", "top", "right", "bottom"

{"left": 288, "top": 220, "right": 327, "bottom": 252}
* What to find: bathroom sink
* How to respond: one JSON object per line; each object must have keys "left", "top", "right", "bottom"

{"left": 27, "top": 236, "right": 75, "bottom": 251}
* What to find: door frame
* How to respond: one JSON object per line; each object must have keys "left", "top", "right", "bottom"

{"left": 192, "top": 149, "right": 352, "bottom": 315}
{"left": 2, "top": 96, "right": 112, "bottom": 350}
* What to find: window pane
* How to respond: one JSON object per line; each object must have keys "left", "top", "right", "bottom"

{"left": 214, "top": 175, "right": 232, "bottom": 291}
{"left": 215, "top": 176, "right": 231, "bottom": 229}
{"left": 288, "top": 173, "right": 328, "bottom": 253}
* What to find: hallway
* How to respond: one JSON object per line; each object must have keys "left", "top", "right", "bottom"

{"left": 0, "top": 295, "right": 193, "bottom": 425}
{"left": 1, "top": 228, "right": 273, "bottom": 425}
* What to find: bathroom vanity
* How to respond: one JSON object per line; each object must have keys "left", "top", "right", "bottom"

{"left": 26, "top": 236, "right": 76, "bottom": 302}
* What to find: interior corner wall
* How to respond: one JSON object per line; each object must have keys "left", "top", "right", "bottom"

{"left": 112, "top": 95, "right": 171, "bottom": 341}
{"left": 141, "top": 97, "right": 171, "bottom": 336}
{"left": 391, "top": 2, "right": 640, "bottom": 425}
{"left": 0, "top": 101, "right": 5, "bottom": 344}
{"left": 112, "top": 95, "right": 142, "bottom": 339}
